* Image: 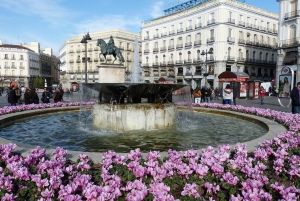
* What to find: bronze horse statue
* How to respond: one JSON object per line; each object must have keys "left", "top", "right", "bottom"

{"left": 96, "top": 39, "right": 125, "bottom": 64}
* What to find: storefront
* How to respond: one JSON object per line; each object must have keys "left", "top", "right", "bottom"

{"left": 218, "top": 71, "right": 250, "bottom": 98}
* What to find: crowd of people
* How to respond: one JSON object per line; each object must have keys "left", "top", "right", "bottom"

{"left": 7, "top": 85, "right": 65, "bottom": 106}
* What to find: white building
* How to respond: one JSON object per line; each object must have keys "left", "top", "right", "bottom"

{"left": 0, "top": 40, "right": 39, "bottom": 88}
{"left": 277, "top": 0, "right": 300, "bottom": 88}
{"left": 141, "top": 0, "right": 278, "bottom": 89}
{"left": 59, "top": 29, "right": 141, "bottom": 90}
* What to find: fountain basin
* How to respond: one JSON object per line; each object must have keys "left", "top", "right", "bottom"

{"left": 93, "top": 103, "right": 177, "bottom": 131}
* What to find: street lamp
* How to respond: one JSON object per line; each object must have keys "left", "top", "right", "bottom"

{"left": 80, "top": 32, "right": 92, "bottom": 83}
{"left": 201, "top": 48, "right": 213, "bottom": 85}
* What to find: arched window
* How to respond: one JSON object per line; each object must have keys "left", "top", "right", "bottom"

{"left": 246, "top": 50, "right": 249, "bottom": 59}
{"left": 265, "top": 53, "right": 269, "bottom": 61}
{"left": 179, "top": 52, "right": 182, "bottom": 61}
{"left": 259, "top": 52, "right": 262, "bottom": 61}
{"left": 252, "top": 51, "right": 256, "bottom": 61}
{"left": 188, "top": 51, "right": 191, "bottom": 60}
{"left": 238, "top": 49, "right": 242, "bottom": 59}
{"left": 197, "top": 50, "right": 201, "bottom": 60}
{"left": 228, "top": 47, "right": 231, "bottom": 57}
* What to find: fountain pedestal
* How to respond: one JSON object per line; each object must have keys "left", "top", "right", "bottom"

{"left": 93, "top": 103, "right": 177, "bottom": 131}
{"left": 98, "top": 64, "right": 126, "bottom": 83}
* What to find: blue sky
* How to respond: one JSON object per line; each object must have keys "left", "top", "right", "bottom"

{"left": 0, "top": 0, "right": 278, "bottom": 55}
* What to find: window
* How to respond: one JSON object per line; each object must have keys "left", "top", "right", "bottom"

{"left": 259, "top": 52, "right": 262, "bottom": 61}
{"left": 239, "top": 31, "right": 243, "bottom": 39}
{"left": 238, "top": 49, "right": 242, "bottom": 58}
{"left": 170, "top": 39, "right": 174, "bottom": 46}
{"left": 196, "top": 32, "right": 201, "bottom": 41}
{"left": 146, "top": 56, "right": 149, "bottom": 63}
{"left": 253, "top": 51, "right": 256, "bottom": 60}
{"left": 178, "top": 37, "right": 183, "bottom": 44}
{"left": 20, "top": 55, "right": 24, "bottom": 60}
{"left": 4, "top": 54, "right": 8, "bottom": 59}
{"left": 240, "top": 15, "right": 243, "bottom": 21}
{"left": 210, "top": 12, "right": 214, "bottom": 20}
{"left": 229, "top": 11, "right": 232, "bottom": 19}
{"left": 210, "top": 29, "right": 214, "bottom": 38}
{"left": 179, "top": 52, "right": 182, "bottom": 61}
{"left": 163, "top": 54, "right": 166, "bottom": 62}
{"left": 187, "top": 35, "right": 191, "bottom": 42}
{"left": 188, "top": 51, "right": 191, "bottom": 60}
{"left": 171, "top": 25, "right": 174, "bottom": 30}
{"left": 163, "top": 40, "right": 166, "bottom": 47}
{"left": 20, "top": 62, "right": 23, "bottom": 67}
{"left": 265, "top": 53, "right": 269, "bottom": 61}
{"left": 127, "top": 43, "right": 130, "bottom": 49}
{"left": 197, "top": 50, "right": 201, "bottom": 60}
{"left": 247, "top": 17, "right": 250, "bottom": 23}
{"left": 163, "top": 27, "right": 166, "bottom": 34}
{"left": 228, "top": 28, "right": 232, "bottom": 37}
{"left": 228, "top": 47, "right": 231, "bottom": 57}
{"left": 255, "top": 19, "right": 258, "bottom": 25}
{"left": 197, "top": 17, "right": 201, "bottom": 24}
{"left": 145, "top": 43, "right": 149, "bottom": 49}
{"left": 155, "top": 55, "right": 158, "bottom": 63}
{"left": 154, "top": 42, "right": 158, "bottom": 48}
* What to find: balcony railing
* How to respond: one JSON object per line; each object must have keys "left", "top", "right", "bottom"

{"left": 237, "top": 57, "right": 245, "bottom": 62}
{"left": 227, "top": 56, "right": 235, "bottom": 61}
{"left": 88, "top": 48, "right": 93, "bottom": 52}
{"left": 144, "top": 36, "right": 150, "bottom": 40}
{"left": 169, "top": 30, "right": 175, "bottom": 35}
{"left": 176, "top": 60, "right": 183, "bottom": 64}
{"left": 160, "top": 47, "right": 167, "bottom": 52}
{"left": 167, "top": 61, "right": 174, "bottom": 65}
{"left": 239, "top": 21, "right": 245, "bottom": 26}
{"left": 153, "top": 34, "right": 159, "bottom": 38}
{"left": 193, "top": 58, "right": 202, "bottom": 63}
{"left": 177, "top": 28, "right": 184, "bottom": 33}
{"left": 184, "top": 59, "right": 192, "bottom": 64}
{"left": 207, "top": 37, "right": 215, "bottom": 43}
{"left": 76, "top": 49, "right": 81, "bottom": 53}
{"left": 284, "top": 10, "right": 300, "bottom": 20}
{"left": 228, "top": 18, "right": 235, "bottom": 24}
{"left": 238, "top": 39, "right": 245, "bottom": 44}
{"left": 161, "top": 32, "right": 168, "bottom": 37}
{"left": 253, "top": 25, "right": 259, "bottom": 29}
{"left": 94, "top": 47, "right": 99, "bottom": 51}
{"left": 94, "top": 59, "right": 99, "bottom": 62}
{"left": 144, "top": 49, "right": 150, "bottom": 53}
{"left": 153, "top": 62, "right": 159, "bottom": 66}
{"left": 168, "top": 45, "right": 175, "bottom": 50}
{"left": 153, "top": 48, "right": 159, "bottom": 53}
{"left": 194, "top": 40, "right": 201, "bottom": 46}
{"left": 76, "top": 60, "right": 81, "bottom": 63}
{"left": 281, "top": 38, "right": 299, "bottom": 47}
{"left": 160, "top": 62, "right": 167, "bottom": 66}
{"left": 69, "top": 59, "right": 74, "bottom": 63}
{"left": 186, "top": 26, "right": 193, "bottom": 31}
{"left": 246, "top": 23, "right": 252, "bottom": 28}
{"left": 176, "top": 44, "right": 183, "bottom": 49}
{"left": 227, "top": 37, "right": 235, "bottom": 43}
{"left": 260, "top": 26, "right": 266, "bottom": 31}
{"left": 185, "top": 42, "right": 192, "bottom": 48}
{"left": 69, "top": 50, "right": 74, "bottom": 53}
{"left": 195, "top": 23, "right": 202, "bottom": 29}
{"left": 207, "top": 19, "right": 215, "bottom": 25}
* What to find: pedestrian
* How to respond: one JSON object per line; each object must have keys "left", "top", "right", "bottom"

{"left": 274, "top": 86, "right": 279, "bottom": 97}
{"left": 259, "top": 86, "right": 266, "bottom": 105}
{"left": 193, "top": 87, "right": 201, "bottom": 103}
{"left": 41, "top": 88, "right": 51, "bottom": 103}
{"left": 201, "top": 86, "right": 205, "bottom": 103}
{"left": 268, "top": 86, "right": 273, "bottom": 96}
{"left": 290, "top": 82, "right": 300, "bottom": 114}
{"left": 204, "top": 86, "right": 212, "bottom": 103}
{"left": 23, "top": 89, "right": 31, "bottom": 105}
{"left": 53, "top": 89, "right": 63, "bottom": 103}
{"left": 232, "top": 84, "right": 237, "bottom": 106}
{"left": 8, "top": 85, "right": 19, "bottom": 106}
{"left": 30, "top": 89, "right": 39, "bottom": 104}
{"left": 214, "top": 87, "right": 220, "bottom": 100}
{"left": 223, "top": 84, "right": 233, "bottom": 105}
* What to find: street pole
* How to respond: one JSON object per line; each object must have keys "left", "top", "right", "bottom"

{"left": 80, "top": 32, "right": 92, "bottom": 83}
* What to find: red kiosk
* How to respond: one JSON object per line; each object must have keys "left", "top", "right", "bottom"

{"left": 218, "top": 71, "right": 250, "bottom": 98}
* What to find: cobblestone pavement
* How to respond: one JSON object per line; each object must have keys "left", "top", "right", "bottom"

{"left": 0, "top": 92, "right": 292, "bottom": 113}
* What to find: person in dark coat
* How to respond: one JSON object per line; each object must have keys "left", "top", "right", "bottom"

{"left": 290, "top": 82, "right": 300, "bottom": 114}
{"left": 53, "top": 89, "right": 63, "bottom": 103}
{"left": 41, "top": 88, "right": 51, "bottom": 103}
{"left": 30, "top": 89, "right": 39, "bottom": 104}
{"left": 24, "top": 89, "right": 32, "bottom": 105}
{"left": 200, "top": 86, "right": 206, "bottom": 103}
{"left": 8, "top": 86, "right": 19, "bottom": 106}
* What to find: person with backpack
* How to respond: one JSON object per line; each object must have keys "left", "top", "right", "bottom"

{"left": 8, "top": 85, "right": 19, "bottom": 106}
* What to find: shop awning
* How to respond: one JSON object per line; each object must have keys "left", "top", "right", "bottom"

{"left": 157, "top": 77, "right": 175, "bottom": 84}
{"left": 218, "top": 71, "right": 249, "bottom": 82}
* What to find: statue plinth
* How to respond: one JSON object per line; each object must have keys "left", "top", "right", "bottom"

{"left": 97, "top": 64, "right": 126, "bottom": 83}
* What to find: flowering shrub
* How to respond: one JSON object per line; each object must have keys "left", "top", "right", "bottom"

{"left": 0, "top": 102, "right": 299, "bottom": 200}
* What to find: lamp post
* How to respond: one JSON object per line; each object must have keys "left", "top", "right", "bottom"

{"left": 80, "top": 32, "right": 92, "bottom": 83}
{"left": 57, "top": 60, "right": 61, "bottom": 87}
{"left": 201, "top": 48, "right": 213, "bottom": 85}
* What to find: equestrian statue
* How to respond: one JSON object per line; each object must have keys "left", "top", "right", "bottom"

{"left": 96, "top": 36, "right": 125, "bottom": 64}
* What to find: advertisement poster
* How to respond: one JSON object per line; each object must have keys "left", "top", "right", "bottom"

{"left": 254, "top": 82, "right": 259, "bottom": 99}
{"left": 249, "top": 82, "right": 254, "bottom": 98}
{"left": 279, "top": 74, "right": 292, "bottom": 97}
{"left": 240, "top": 82, "right": 247, "bottom": 97}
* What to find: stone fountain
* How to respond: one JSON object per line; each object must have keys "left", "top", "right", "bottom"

{"left": 84, "top": 36, "right": 187, "bottom": 131}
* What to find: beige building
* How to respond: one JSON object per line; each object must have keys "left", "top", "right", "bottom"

{"left": 276, "top": 0, "right": 300, "bottom": 88}
{"left": 141, "top": 0, "right": 278, "bottom": 89}
{"left": 59, "top": 29, "right": 141, "bottom": 90}
{"left": 0, "top": 41, "right": 39, "bottom": 88}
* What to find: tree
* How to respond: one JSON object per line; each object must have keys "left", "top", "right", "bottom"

{"left": 33, "top": 77, "right": 43, "bottom": 88}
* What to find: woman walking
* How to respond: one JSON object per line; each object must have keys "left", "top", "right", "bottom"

{"left": 259, "top": 86, "right": 266, "bottom": 105}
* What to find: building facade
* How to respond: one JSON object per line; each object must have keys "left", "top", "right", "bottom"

{"left": 59, "top": 29, "right": 141, "bottom": 90}
{"left": 0, "top": 41, "right": 39, "bottom": 88}
{"left": 277, "top": 0, "right": 300, "bottom": 89}
{"left": 141, "top": 0, "right": 278, "bottom": 89}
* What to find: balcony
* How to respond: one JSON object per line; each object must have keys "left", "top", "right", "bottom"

{"left": 69, "top": 59, "right": 74, "bottom": 63}
{"left": 126, "top": 58, "right": 131, "bottom": 62}
{"left": 19, "top": 66, "right": 25, "bottom": 69}
{"left": 184, "top": 59, "right": 192, "bottom": 64}
{"left": 94, "top": 47, "right": 99, "bottom": 51}
{"left": 169, "top": 30, "right": 175, "bottom": 35}
{"left": 253, "top": 25, "right": 259, "bottom": 30}
{"left": 207, "top": 37, "right": 215, "bottom": 43}
{"left": 167, "top": 61, "right": 174, "bottom": 65}
{"left": 284, "top": 10, "right": 300, "bottom": 20}
{"left": 76, "top": 49, "right": 81, "bottom": 53}
{"left": 193, "top": 58, "right": 202, "bottom": 63}
{"left": 160, "top": 61, "right": 167, "bottom": 66}
{"left": 152, "top": 62, "right": 159, "bottom": 67}
{"left": 194, "top": 40, "right": 201, "bottom": 46}
{"left": 185, "top": 42, "right": 192, "bottom": 48}
{"left": 69, "top": 50, "right": 74, "bottom": 53}
{"left": 227, "top": 37, "right": 235, "bottom": 43}
{"left": 153, "top": 48, "right": 159, "bottom": 53}
{"left": 238, "top": 39, "right": 245, "bottom": 44}
{"left": 76, "top": 59, "right": 81, "bottom": 63}
{"left": 118, "top": 46, "right": 124, "bottom": 50}
{"left": 168, "top": 45, "right": 175, "bottom": 51}
{"left": 195, "top": 23, "right": 202, "bottom": 29}
{"left": 281, "top": 38, "right": 299, "bottom": 47}
{"left": 94, "top": 58, "right": 99, "bottom": 62}
{"left": 160, "top": 47, "right": 167, "bottom": 52}
{"left": 246, "top": 23, "right": 252, "bottom": 28}
{"left": 176, "top": 60, "right": 183, "bottom": 64}
{"left": 207, "top": 19, "right": 215, "bottom": 25}
{"left": 237, "top": 57, "right": 245, "bottom": 62}
{"left": 238, "top": 21, "right": 245, "bottom": 27}
{"left": 186, "top": 26, "right": 193, "bottom": 31}
{"left": 176, "top": 44, "right": 183, "bottom": 49}
{"left": 228, "top": 18, "right": 235, "bottom": 24}
{"left": 11, "top": 66, "right": 17, "bottom": 69}
{"left": 142, "top": 63, "right": 149, "bottom": 67}
{"left": 153, "top": 72, "right": 159, "bottom": 77}
{"left": 267, "top": 28, "right": 273, "bottom": 33}
{"left": 11, "top": 57, "right": 16, "bottom": 60}
{"left": 260, "top": 26, "right": 266, "bottom": 31}
{"left": 88, "top": 48, "right": 93, "bottom": 52}
{"left": 161, "top": 32, "right": 168, "bottom": 37}
{"left": 4, "top": 66, "right": 10, "bottom": 69}
{"left": 19, "top": 57, "right": 24, "bottom": 60}
{"left": 207, "top": 55, "right": 214, "bottom": 61}
{"left": 153, "top": 34, "right": 159, "bottom": 39}
{"left": 144, "top": 49, "right": 150, "bottom": 53}
{"left": 177, "top": 28, "right": 184, "bottom": 33}
{"left": 227, "top": 56, "right": 235, "bottom": 61}
{"left": 144, "top": 36, "right": 150, "bottom": 40}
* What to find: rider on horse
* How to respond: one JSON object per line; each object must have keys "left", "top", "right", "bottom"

{"left": 107, "top": 36, "right": 115, "bottom": 54}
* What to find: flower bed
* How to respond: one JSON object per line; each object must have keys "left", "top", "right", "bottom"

{"left": 0, "top": 102, "right": 299, "bottom": 200}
